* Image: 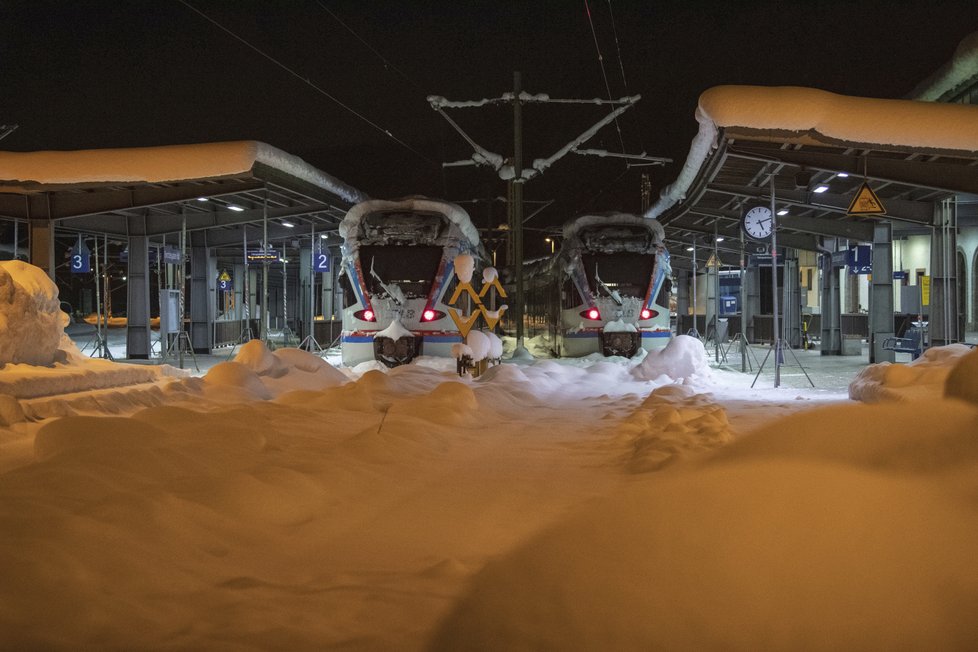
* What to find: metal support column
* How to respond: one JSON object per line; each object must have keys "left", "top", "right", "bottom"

{"left": 930, "top": 198, "right": 959, "bottom": 347}
{"left": 870, "top": 222, "right": 895, "bottom": 362}
{"left": 820, "top": 244, "right": 843, "bottom": 355}
{"left": 125, "top": 215, "right": 152, "bottom": 359}
{"left": 189, "top": 230, "right": 212, "bottom": 354}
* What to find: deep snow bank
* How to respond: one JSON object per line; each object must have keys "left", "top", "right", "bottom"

{"left": 430, "top": 397, "right": 978, "bottom": 650}
{"left": 0, "top": 261, "right": 68, "bottom": 366}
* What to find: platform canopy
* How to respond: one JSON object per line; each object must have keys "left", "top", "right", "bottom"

{"left": 646, "top": 85, "right": 978, "bottom": 270}
{"left": 0, "top": 140, "right": 368, "bottom": 246}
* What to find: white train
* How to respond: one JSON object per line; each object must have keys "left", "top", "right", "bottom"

{"left": 338, "top": 197, "right": 483, "bottom": 367}
{"left": 524, "top": 213, "right": 672, "bottom": 358}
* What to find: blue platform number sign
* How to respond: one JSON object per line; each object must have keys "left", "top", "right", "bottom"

{"left": 314, "top": 249, "right": 331, "bottom": 273}
{"left": 218, "top": 270, "right": 232, "bottom": 292}
{"left": 847, "top": 244, "right": 872, "bottom": 275}
{"left": 70, "top": 237, "right": 91, "bottom": 274}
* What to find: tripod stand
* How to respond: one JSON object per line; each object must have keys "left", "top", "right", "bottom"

{"left": 83, "top": 324, "right": 114, "bottom": 360}
{"left": 723, "top": 332, "right": 761, "bottom": 372}
{"left": 160, "top": 330, "right": 199, "bottom": 372}
{"left": 750, "top": 338, "right": 814, "bottom": 388}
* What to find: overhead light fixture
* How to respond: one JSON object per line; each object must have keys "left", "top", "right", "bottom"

{"left": 813, "top": 184, "right": 829, "bottom": 194}
{"left": 836, "top": 172, "right": 849, "bottom": 178}
{"left": 715, "top": 237, "right": 725, "bottom": 243}
{"left": 320, "top": 233, "right": 328, "bottom": 239}
{"left": 686, "top": 246, "right": 695, "bottom": 252}
{"left": 228, "top": 204, "right": 245, "bottom": 212}
{"left": 281, "top": 220, "right": 295, "bottom": 228}
{"left": 777, "top": 208, "right": 789, "bottom": 216}
{"left": 196, "top": 197, "right": 209, "bottom": 202}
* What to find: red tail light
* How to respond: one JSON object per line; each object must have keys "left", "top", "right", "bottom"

{"left": 581, "top": 308, "right": 601, "bottom": 321}
{"left": 421, "top": 309, "right": 445, "bottom": 322}
{"left": 354, "top": 309, "right": 376, "bottom": 322}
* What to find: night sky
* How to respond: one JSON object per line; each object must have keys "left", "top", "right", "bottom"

{"left": 2, "top": 1, "right": 976, "bottom": 254}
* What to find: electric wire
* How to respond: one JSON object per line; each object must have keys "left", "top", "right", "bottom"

{"left": 583, "top": 0, "right": 626, "bottom": 154}
{"left": 176, "top": 0, "right": 435, "bottom": 164}
{"left": 606, "top": 0, "right": 628, "bottom": 89}
{"left": 316, "top": 1, "right": 424, "bottom": 92}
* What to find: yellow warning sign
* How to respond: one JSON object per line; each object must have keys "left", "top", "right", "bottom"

{"left": 921, "top": 275, "right": 931, "bottom": 307}
{"left": 218, "top": 270, "right": 231, "bottom": 282}
{"left": 847, "top": 182, "right": 886, "bottom": 216}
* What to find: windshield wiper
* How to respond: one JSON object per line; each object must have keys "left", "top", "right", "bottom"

{"left": 370, "top": 257, "right": 406, "bottom": 306}
{"left": 594, "top": 264, "right": 623, "bottom": 306}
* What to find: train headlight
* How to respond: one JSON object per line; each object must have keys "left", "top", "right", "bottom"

{"left": 354, "top": 309, "right": 376, "bottom": 322}
{"left": 422, "top": 309, "right": 446, "bottom": 322}
{"left": 581, "top": 308, "right": 601, "bottom": 321}
{"left": 640, "top": 309, "right": 652, "bottom": 320}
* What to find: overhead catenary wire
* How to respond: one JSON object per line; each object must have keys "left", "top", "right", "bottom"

{"left": 606, "top": 0, "right": 628, "bottom": 89}
{"left": 316, "top": 1, "right": 424, "bottom": 92}
{"left": 584, "top": 0, "right": 626, "bottom": 154}
{"left": 176, "top": 0, "right": 435, "bottom": 165}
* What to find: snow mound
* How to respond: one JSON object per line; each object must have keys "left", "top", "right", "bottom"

{"left": 272, "top": 348, "right": 347, "bottom": 382}
{"left": 233, "top": 340, "right": 286, "bottom": 377}
{"left": 208, "top": 343, "right": 347, "bottom": 400}
{"left": 613, "top": 385, "right": 732, "bottom": 473}
{"left": 485, "top": 331, "right": 503, "bottom": 359}
{"left": 466, "top": 331, "right": 490, "bottom": 362}
{"left": 849, "top": 343, "right": 973, "bottom": 402}
{"left": 0, "top": 261, "right": 69, "bottom": 366}
{"left": 202, "top": 361, "right": 273, "bottom": 401}
{"left": 631, "top": 334, "right": 709, "bottom": 382}
{"left": 431, "top": 399, "right": 978, "bottom": 650}
{"left": 475, "top": 363, "right": 531, "bottom": 384}
{"left": 945, "top": 346, "right": 978, "bottom": 404}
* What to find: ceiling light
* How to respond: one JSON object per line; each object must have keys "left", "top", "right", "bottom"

{"left": 228, "top": 204, "right": 244, "bottom": 212}
{"left": 686, "top": 246, "right": 695, "bottom": 251}
{"left": 836, "top": 172, "right": 849, "bottom": 178}
{"left": 320, "top": 233, "right": 328, "bottom": 239}
{"left": 813, "top": 184, "right": 829, "bottom": 193}
{"left": 715, "top": 237, "right": 725, "bottom": 242}
{"left": 196, "top": 197, "right": 209, "bottom": 202}
{"left": 281, "top": 220, "right": 295, "bottom": 228}
{"left": 777, "top": 208, "right": 789, "bottom": 216}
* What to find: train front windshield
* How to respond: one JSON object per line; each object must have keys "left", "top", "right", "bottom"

{"left": 582, "top": 252, "right": 655, "bottom": 298}
{"left": 358, "top": 244, "right": 443, "bottom": 298}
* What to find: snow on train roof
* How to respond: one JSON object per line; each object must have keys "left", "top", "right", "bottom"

{"left": 645, "top": 85, "right": 978, "bottom": 219}
{"left": 0, "top": 141, "right": 367, "bottom": 204}
{"left": 562, "top": 212, "right": 665, "bottom": 243}
{"left": 339, "top": 196, "right": 480, "bottom": 247}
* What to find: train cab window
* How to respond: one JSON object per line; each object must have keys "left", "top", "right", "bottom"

{"left": 339, "top": 270, "right": 358, "bottom": 308}
{"left": 562, "top": 278, "right": 581, "bottom": 309}
{"left": 582, "top": 252, "right": 655, "bottom": 298}
{"left": 359, "top": 245, "right": 443, "bottom": 299}
{"left": 654, "top": 276, "right": 672, "bottom": 308}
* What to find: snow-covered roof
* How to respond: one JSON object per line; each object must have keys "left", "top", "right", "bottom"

{"left": 646, "top": 85, "right": 978, "bottom": 219}
{"left": 911, "top": 30, "right": 978, "bottom": 101}
{"left": 339, "top": 196, "right": 480, "bottom": 247}
{"left": 0, "top": 140, "right": 367, "bottom": 204}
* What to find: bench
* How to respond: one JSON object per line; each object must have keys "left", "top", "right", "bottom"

{"left": 882, "top": 329, "right": 923, "bottom": 359}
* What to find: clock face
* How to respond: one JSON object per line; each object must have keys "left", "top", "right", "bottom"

{"left": 742, "top": 206, "right": 773, "bottom": 240}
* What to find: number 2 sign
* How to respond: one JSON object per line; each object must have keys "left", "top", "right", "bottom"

{"left": 314, "top": 250, "right": 330, "bottom": 273}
